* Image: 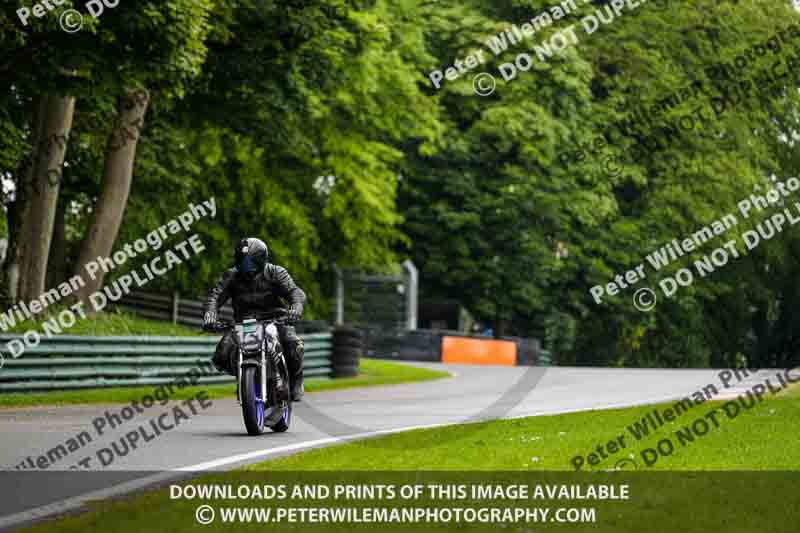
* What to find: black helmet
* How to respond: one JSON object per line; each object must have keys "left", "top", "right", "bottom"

{"left": 235, "top": 238, "right": 269, "bottom": 279}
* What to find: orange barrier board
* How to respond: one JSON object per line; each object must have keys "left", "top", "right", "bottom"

{"left": 441, "top": 336, "right": 517, "bottom": 366}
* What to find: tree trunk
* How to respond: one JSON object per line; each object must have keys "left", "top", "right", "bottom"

{"left": 73, "top": 88, "right": 150, "bottom": 304}
{"left": 1, "top": 199, "right": 19, "bottom": 305}
{"left": 1, "top": 97, "right": 40, "bottom": 306}
{"left": 3, "top": 97, "right": 42, "bottom": 305}
{"left": 46, "top": 199, "right": 68, "bottom": 290}
{"left": 15, "top": 94, "right": 75, "bottom": 303}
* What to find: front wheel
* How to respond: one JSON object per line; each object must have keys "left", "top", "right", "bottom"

{"left": 241, "top": 366, "right": 266, "bottom": 435}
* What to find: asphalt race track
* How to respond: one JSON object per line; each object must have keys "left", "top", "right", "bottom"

{"left": 0, "top": 364, "right": 792, "bottom": 529}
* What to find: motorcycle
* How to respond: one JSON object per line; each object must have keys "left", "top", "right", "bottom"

{"left": 207, "top": 317, "right": 293, "bottom": 435}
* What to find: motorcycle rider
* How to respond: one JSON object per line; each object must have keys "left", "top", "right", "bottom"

{"left": 203, "top": 237, "right": 307, "bottom": 401}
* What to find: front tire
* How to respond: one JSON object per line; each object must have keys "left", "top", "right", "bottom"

{"left": 241, "top": 366, "right": 266, "bottom": 435}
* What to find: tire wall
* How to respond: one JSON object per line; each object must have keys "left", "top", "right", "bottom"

{"left": 331, "top": 326, "right": 363, "bottom": 378}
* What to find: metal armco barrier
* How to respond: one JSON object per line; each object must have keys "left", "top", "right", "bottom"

{"left": 113, "top": 290, "right": 329, "bottom": 334}
{"left": 538, "top": 349, "right": 553, "bottom": 366}
{"left": 0, "top": 333, "right": 333, "bottom": 392}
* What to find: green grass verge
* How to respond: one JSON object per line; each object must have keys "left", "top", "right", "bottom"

{"left": 251, "top": 381, "right": 800, "bottom": 472}
{"left": 782, "top": 379, "right": 800, "bottom": 397}
{"left": 1, "top": 306, "right": 199, "bottom": 336}
{"left": 15, "top": 380, "right": 800, "bottom": 533}
{"left": 0, "top": 359, "right": 449, "bottom": 408}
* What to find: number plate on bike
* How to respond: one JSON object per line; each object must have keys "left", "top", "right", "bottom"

{"left": 236, "top": 322, "right": 264, "bottom": 353}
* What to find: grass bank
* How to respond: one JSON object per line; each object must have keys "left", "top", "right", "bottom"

{"left": 254, "top": 380, "right": 800, "bottom": 472}
{"left": 1, "top": 307, "right": 199, "bottom": 336}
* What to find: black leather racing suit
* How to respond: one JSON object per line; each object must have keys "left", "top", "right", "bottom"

{"left": 205, "top": 264, "right": 306, "bottom": 383}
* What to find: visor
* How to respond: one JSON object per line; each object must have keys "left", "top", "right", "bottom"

{"left": 240, "top": 254, "right": 257, "bottom": 274}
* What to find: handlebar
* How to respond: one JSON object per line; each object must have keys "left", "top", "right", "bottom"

{"left": 202, "top": 316, "right": 293, "bottom": 333}
{"left": 202, "top": 321, "right": 233, "bottom": 333}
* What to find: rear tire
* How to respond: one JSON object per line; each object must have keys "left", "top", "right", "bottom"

{"left": 241, "top": 367, "right": 266, "bottom": 435}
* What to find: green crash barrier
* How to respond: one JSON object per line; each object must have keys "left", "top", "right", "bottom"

{"left": 538, "top": 349, "right": 553, "bottom": 366}
{"left": 0, "top": 333, "right": 333, "bottom": 392}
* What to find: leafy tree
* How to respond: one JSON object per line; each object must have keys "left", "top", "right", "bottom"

{"left": 401, "top": 0, "right": 800, "bottom": 370}
{"left": 1, "top": 0, "right": 215, "bottom": 302}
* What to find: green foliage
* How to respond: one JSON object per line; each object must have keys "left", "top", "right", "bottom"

{"left": 400, "top": 0, "right": 800, "bottom": 366}
{"left": 0, "top": 306, "right": 198, "bottom": 336}
{"left": 4, "top": 0, "right": 800, "bottom": 367}
{"left": 112, "top": 0, "right": 444, "bottom": 316}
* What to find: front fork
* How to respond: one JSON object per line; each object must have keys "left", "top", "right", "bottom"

{"left": 236, "top": 347, "right": 268, "bottom": 406}
{"left": 260, "top": 344, "right": 267, "bottom": 404}
{"left": 237, "top": 348, "right": 242, "bottom": 405}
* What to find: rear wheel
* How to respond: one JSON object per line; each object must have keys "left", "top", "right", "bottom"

{"left": 241, "top": 366, "right": 266, "bottom": 435}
